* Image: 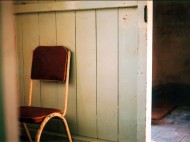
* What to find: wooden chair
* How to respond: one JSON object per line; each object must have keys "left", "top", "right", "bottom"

{"left": 19, "top": 46, "right": 72, "bottom": 142}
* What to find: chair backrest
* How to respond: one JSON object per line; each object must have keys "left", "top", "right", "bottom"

{"left": 28, "top": 46, "right": 71, "bottom": 114}
{"left": 31, "top": 46, "right": 69, "bottom": 82}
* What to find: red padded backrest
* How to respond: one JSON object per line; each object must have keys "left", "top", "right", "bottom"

{"left": 31, "top": 46, "right": 68, "bottom": 82}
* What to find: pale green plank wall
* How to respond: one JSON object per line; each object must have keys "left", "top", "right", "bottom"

{"left": 15, "top": 3, "right": 142, "bottom": 142}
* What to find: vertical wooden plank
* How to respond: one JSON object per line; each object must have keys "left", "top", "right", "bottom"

{"left": 97, "top": 9, "right": 118, "bottom": 141}
{"left": 38, "top": 12, "right": 59, "bottom": 132}
{"left": 22, "top": 14, "right": 40, "bottom": 106}
{"left": 56, "top": 11, "right": 77, "bottom": 134}
{"left": 76, "top": 10, "right": 97, "bottom": 138}
{"left": 15, "top": 15, "right": 24, "bottom": 106}
{"left": 137, "top": 1, "right": 152, "bottom": 142}
{"left": 39, "top": 12, "right": 58, "bottom": 108}
{"left": 119, "top": 8, "right": 138, "bottom": 142}
{"left": 146, "top": 2, "right": 153, "bottom": 142}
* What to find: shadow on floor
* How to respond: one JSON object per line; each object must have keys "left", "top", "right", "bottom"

{"left": 152, "top": 106, "right": 190, "bottom": 142}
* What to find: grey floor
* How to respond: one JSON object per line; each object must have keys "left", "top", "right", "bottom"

{"left": 152, "top": 106, "right": 190, "bottom": 142}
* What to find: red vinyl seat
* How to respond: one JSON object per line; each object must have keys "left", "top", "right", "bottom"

{"left": 19, "top": 106, "right": 62, "bottom": 123}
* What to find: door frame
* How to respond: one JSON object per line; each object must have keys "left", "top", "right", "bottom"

{"left": 0, "top": 1, "right": 19, "bottom": 142}
{"left": 137, "top": 1, "right": 153, "bottom": 142}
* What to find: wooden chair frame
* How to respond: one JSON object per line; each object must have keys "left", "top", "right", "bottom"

{"left": 22, "top": 51, "right": 72, "bottom": 142}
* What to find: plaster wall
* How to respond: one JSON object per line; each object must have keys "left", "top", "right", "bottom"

{"left": 153, "top": 1, "right": 190, "bottom": 87}
{"left": 152, "top": 2, "right": 190, "bottom": 106}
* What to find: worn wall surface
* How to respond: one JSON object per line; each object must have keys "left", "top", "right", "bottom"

{"left": 14, "top": 1, "right": 151, "bottom": 141}
{"left": 153, "top": 1, "right": 190, "bottom": 88}
{"left": 153, "top": 1, "right": 190, "bottom": 105}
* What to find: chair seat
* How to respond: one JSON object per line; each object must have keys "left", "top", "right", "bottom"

{"left": 19, "top": 106, "right": 62, "bottom": 123}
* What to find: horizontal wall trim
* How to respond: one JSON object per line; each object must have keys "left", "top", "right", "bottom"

{"left": 14, "top": 1, "right": 137, "bottom": 14}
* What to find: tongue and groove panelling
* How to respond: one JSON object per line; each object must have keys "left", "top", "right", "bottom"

{"left": 15, "top": 5, "right": 138, "bottom": 142}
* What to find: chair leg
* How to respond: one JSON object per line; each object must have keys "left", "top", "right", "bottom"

{"left": 35, "top": 113, "right": 72, "bottom": 142}
{"left": 23, "top": 123, "right": 33, "bottom": 142}
{"left": 35, "top": 117, "right": 48, "bottom": 142}
{"left": 62, "top": 117, "right": 72, "bottom": 142}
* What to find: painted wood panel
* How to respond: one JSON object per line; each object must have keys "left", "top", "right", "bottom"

{"left": 137, "top": 2, "right": 152, "bottom": 142}
{"left": 39, "top": 12, "right": 58, "bottom": 108}
{"left": 21, "top": 14, "right": 41, "bottom": 107}
{"left": 39, "top": 0, "right": 55, "bottom": 3}
{"left": 56, "top": 11, "right": 77, "bottom": 134}
{"left": 76, "top": 10, "right": 97, "bottom": 138}
{"left": 96, "top": 9, "right": 118, "bottom": 141}
{"left": 119, "top": 7, "right": 138, "bottom": 142}
{"left": 15, "top": 15, "right": 24, "bottom": 106}
{"left": 14, "top": 0, "right": 38, "bottom": 5}
{"left": 146, "top": 2, "right": 153, "bottom": 142}
{"left": 15, "top": 2, "right": 150, "bottom": 141}
{"left": 14, "top": 1, "right": 138, "bottom": 14}
{"left": 38, "top": 12, "right": 59, "bottom": 132}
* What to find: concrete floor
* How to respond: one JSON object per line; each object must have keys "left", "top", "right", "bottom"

{"left": 152, "top": 106, "right": 190, "bottom": 142}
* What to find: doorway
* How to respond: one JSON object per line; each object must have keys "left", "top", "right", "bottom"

{"left": 152, "top": 1, "right": 190, "bottom": 142}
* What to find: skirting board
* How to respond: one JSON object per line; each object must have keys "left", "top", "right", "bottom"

{"left": 20, "top": 127, "right": 112, "bottom": 142}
